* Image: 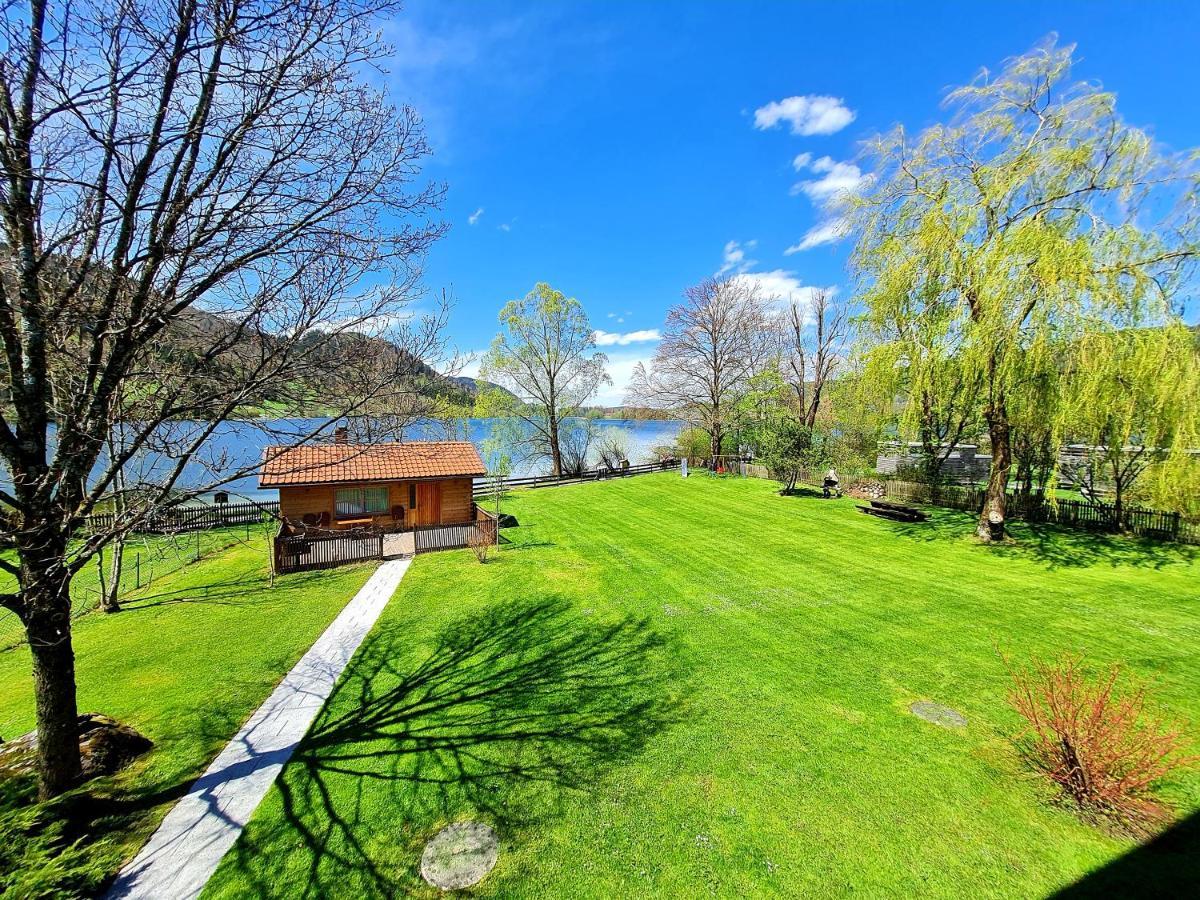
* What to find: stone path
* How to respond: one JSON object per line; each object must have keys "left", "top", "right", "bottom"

{"left": 107, "top": 558, "right": 411, "bottom": 900}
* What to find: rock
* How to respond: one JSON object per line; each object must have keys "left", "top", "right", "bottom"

{"left": 497, "top": 513, "right": 519, "bottom": 529}
{"left": 420, "top": 821, "right": 499, "bottom": 890}
{"left": 0, "top": 713, "right": 152, "bottom": 782}
{"left": 848, "top": 479, "right": 887, "bottom": 500}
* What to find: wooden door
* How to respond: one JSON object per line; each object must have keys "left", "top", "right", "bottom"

{"left": 415, "top": 481, "right": 442, "bottom": 525}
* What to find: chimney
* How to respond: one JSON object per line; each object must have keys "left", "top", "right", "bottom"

{"left": 334, "top": 426, "right": 349, "bottom": 444}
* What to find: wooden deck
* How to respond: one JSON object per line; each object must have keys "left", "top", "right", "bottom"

{"left": 383, "top": 532, "right": 415, "bottom": 558}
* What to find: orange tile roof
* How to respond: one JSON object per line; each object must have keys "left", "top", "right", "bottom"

{"left": 259, "top": 441, "right": 487, "bottom": 487}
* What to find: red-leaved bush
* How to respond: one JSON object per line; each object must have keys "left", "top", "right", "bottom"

{"left": 1005, "top": 652, "right": 1195, "bottom": 832}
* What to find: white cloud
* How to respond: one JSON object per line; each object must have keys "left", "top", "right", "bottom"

{"left": 733, "top": 272, "right": 836, "bottom": 312}
{"left": 593, "top": 328, "right": 661, "bottom": 347}
{"left": 594, "top": 348, "right": 656, "bottom": 406}
{"left": 468, "top": 207, "right": 484, "bottom": 225}
{"left": 785, "top": 217, "right": 851, "bottom": 253}
{"left": 718, "top": 238, "right": 757, "bottom": 275}
{"left": 754, "top": 95, "right": 856, "bottom": 136}
{"left": 792, "top": 152, "right": 812, "bottom": 171}
{"left": 457, "top": 351, "right": 485, "bottom": 379}
{"left": 791, "top": 157, "right": 871, "bottom": 208}
{"left": 718, "top": 242, "right": 837, "bottom": 311}
{"left": 497, "top": 222, "right": 511, "bottom": 232}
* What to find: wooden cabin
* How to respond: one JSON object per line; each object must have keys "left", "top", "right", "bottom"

{"left": 259, "top": 440, "right": 487, "bottom": 531}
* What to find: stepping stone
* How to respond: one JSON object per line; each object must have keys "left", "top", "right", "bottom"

{"left": 420, "top": 822, "right": 499, "bottom": 891}
{"left": 909, "top": 700, "right": 967, "bottom": 728}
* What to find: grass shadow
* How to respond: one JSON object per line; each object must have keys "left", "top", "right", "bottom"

{"left": 879, "top": 506, "right": 1196, "bottom": 571}
{"left": 778, "top": 485, "right": 828, "bottom": 500}
{"left": 119, "top": 578, "right": 277, "bottom": 609}
{"left": 217, "top": 595, "right": 685, "bottom": 897}
{"left": 995, "top": 522, "right": 1197, "bottom": 571}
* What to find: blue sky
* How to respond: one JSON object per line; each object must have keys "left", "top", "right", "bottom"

{"left": 381, "top": 1, "right": 1200, "bottom": 404}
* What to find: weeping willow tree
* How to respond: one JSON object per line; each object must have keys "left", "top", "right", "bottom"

{"left": 1064, "top": 325, "right": 1200, "bottom": 522}
{"left": 851, "top": 39, "right": 1200, "bottom": 540}
{"left": 858, "top": 280, "right": 984, "bottom": 485}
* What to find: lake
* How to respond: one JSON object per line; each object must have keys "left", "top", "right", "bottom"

{"left": 151, "top": 417, "right": 682, "bottom": 503}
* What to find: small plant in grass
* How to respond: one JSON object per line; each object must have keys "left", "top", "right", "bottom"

{"left": 1005, "top": 652, "right": 1196, "bottom": 833}
{"left": 467, "top": 528, "right": 491, "bottom": 564}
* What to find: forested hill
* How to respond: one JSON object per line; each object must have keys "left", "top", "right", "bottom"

{"left": 166, "top": 307, "right": 488, "bottom": 418}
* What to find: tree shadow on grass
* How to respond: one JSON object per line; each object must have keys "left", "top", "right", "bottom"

{"left": 119, "top": 578, "right": 277, "bottom": 609}
{"left": 881, "top": 507, "right": 1195, "bottom": 571}
{"left": 218, "top": 595, "right": 685, "bottom": 898}
{"left": 1050, "top": 808, "right": 1199, "bottom": 897}
{"left": 775, "top": 485, "right": 827, "bottom": 500}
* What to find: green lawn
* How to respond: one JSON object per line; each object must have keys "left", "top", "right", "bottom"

{"left": 203, "top": 473, "right": 1200, "bottom": 898}
{"left": 0, "top": 535, "right": 376, "bottom": 897}
{"left": 0, "top": 524, "right": 265, "bottom": 650}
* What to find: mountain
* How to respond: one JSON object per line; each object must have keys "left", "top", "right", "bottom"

{"left": 445, "top": 376, "right": 519, "bottom": 401}
{"left": 170, "top": 308, "right": 480, "bottom": 415}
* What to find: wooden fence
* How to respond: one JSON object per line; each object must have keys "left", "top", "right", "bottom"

{"left": 414, "top": 507, "right": 499, "bottom": 554}
{"left": 471, "top": 461, "right": 669, "bottom": 498}
{"left": 274, "top": 525, "right": 383, "bottom": 574}
{"left": 87, "top": 500, "right": 280, "bottom": 535}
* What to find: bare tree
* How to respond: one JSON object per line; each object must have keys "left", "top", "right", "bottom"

{"left": 781, "top": 289, "right": 850, "bottom": 429}
{"left": 594, "top": 425, "right": 630, "bottom": 471}
{"left": 0, "top": 0, "right": 447, "bottom": 798}
{"left": 627, "top": 276, "right": 774, "bottom": 459}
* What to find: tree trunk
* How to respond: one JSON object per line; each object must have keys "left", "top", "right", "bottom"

{"left": 548, "top": 417, "right": 563, "bottom": 476}
{"left": 1112, "top": 478, "right": 1124, "bottom": 532}
{"left": 23, "top": 573, "right": 82, "bottom": 798}
{"left": 978, "top": 406, "right": 1011, "bottom": 542}
{"left": 100, "top": 541, "right": 123, "bottom": 613}
{"left": 709, "top": 426, "right": 721, "bottom": 461}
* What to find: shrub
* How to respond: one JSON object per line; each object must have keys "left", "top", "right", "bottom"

{"left": 1005, "top": 652, "right": 1196, "bottom": 833}
{"left": 467, "top": 527, "right": 491, "bottom": 564}
{"left": 0, "top": 786, "right": 116, "bottom": 899}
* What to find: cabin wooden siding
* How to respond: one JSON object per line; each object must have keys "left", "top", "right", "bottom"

{"left": 440, "top": 477, "right": 472, "bottom": 523}
{"left": 277, "top": 476, "right": 474, "bottom": 529}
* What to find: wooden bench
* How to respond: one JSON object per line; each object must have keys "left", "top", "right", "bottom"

{"left": 857, "top": 498, "right": 928, "bottom": 523}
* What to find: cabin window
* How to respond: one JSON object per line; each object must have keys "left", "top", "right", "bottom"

{"left": 335, "top": 486, "right": 389, "bottom": 518}
{"left": 409, "top": 483, "right": 417, "bottom": 508}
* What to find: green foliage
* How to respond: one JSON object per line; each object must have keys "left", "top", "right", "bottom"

{"left": 479, "top": 283, "right": 610, "bottom": 474}
{"left": 851, "top": 39, "right": 1200, "bottom": 521}
{"left": 0, "top": 790, "right": 117, "bottom": 899}
{"left": 752, "top": 414, "right": 812, "bottom": 492}
{"left": 674, "top": 426, "right": 713, "bottom": 461}
{"left": 1064, "top": 324, "right": 1200, "bottom": 516}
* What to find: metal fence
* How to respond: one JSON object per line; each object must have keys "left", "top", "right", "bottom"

{"left": 1, "top": 526, "right": 261, "bottom": 651}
